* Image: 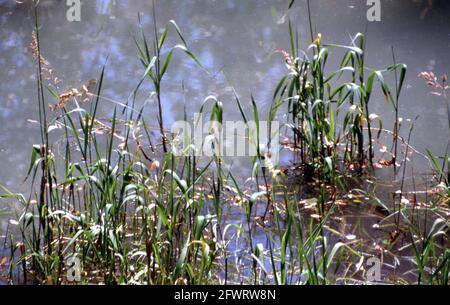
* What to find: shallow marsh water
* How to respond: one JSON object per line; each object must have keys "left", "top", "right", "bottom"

{"left": 0, "top": 0, "right": 450, "bottom": 283}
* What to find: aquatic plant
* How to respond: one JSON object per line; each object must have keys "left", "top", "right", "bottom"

{"left": 419, "top": 71, "right": 450, "bottom": 201}
{"left": 272, "top": 25, "right": 406, "bottom": 182}
{"left": 0, "top": 1, "right": 449, "bottom": 286}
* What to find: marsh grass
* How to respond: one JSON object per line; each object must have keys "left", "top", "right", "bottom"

{"left": 419, "top": 71, "right": 450, "bottom": 202}
{"left": 0, "top": 1, "right": 449, "bottom": 285}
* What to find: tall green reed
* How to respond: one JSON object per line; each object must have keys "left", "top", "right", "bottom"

{"left": 5, "top": 4, "right": 217, "bottom": 285}
{"left": 3, "top": 0, "right": 445, "bottom": 287}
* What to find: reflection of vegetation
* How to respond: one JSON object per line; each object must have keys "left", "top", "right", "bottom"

{"left": 0, "top": 1, "right": 449, "bottom": 285}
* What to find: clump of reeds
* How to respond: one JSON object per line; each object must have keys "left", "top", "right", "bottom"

{"left": 2, "top": 1, "right": 449, "bottom": 286}
{"left": 0, "top": 2, "right": 357, "bottom": 285}
{"left": 272, "top": 26, "right": 406, "bottom": 183}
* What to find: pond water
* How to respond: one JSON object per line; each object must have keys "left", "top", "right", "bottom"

{"left": 0, "top": 0, "right": 450, "bottom": 283}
